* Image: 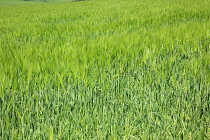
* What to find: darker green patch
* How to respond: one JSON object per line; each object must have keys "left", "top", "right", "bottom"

{"left": 23, "top": 0, "right": 47, "bottom": 2}
{"left": 71, "top": 0, "right": 86, "bottom": 2}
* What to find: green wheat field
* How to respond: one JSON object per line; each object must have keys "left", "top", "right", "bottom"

{"left": 0, "top": 0, "right": 209, "bottom": 139}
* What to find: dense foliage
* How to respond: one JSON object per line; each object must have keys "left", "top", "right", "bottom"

{"left": 0, "top": 0, "right": 209, "bottom": 139}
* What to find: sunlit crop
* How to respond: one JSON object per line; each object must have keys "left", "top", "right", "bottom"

{"left": 0, "top": 0, "right": 209, "bottom": 139}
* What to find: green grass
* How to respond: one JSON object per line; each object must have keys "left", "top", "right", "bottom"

{"left": 0, "top": 0, "right": 71, "bottom": 7}
{"left": 0, "top": 0, "right": 210, "bottom": 139}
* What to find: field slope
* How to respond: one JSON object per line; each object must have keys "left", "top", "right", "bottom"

{"left": 0, "top": 0, "right": 209, "bottom": 139}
